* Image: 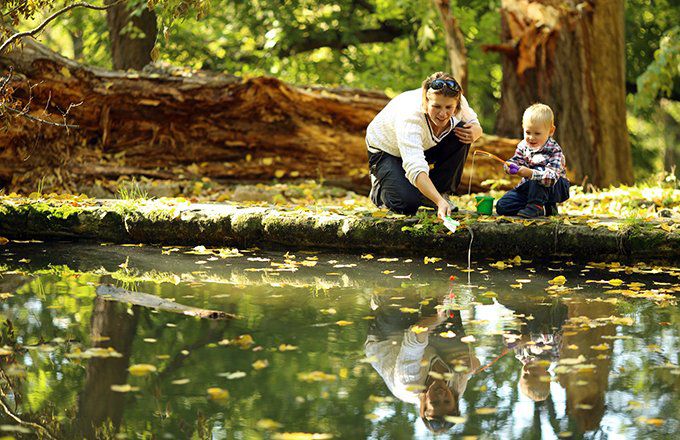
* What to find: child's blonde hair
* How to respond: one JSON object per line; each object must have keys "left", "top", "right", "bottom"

{"left": 522, "top": 103, "right": 554, "bottom": 129}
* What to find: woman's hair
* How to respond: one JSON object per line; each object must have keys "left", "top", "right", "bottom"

{"left": 522, "top": 103, "right": 555, "bottom": 129}
{"left": 421, "top": 71, "right": 462, "bottom": 114}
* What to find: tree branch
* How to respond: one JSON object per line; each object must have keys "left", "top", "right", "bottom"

{"left": 0, "top": 1, "right": 119, "bottom": 55}
{"left": 280, "top": 19, "right": 409, "bottom": 56}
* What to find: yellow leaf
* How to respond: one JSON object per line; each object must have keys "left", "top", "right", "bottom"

{"left": 510, "top": 255, "right": 522, "bottom": 265}
{"left": 399, "top": 307, "right": 419, "bottom": 313}
{"left": 274, "top": 170, "right": 286, "bottom": 178}
{"left": 171, "top": 378, "right": 191, "bottom": 385}
{"left": 475, "top": 407, "right": 497, "bottom": 415}
{"left": 262, "top": 157, "right": 274, "bottom": 166}
{"left": 410, "top": 325, "right": 428, "bottom": 334}
{"left": 608, "top": 279, "right": 624, "bottom": 286}
{"left": 490, "top": 261, "right": 508, "bottom": 270}
{"left": 424, "top": 256, "right": 441, "bottom": 264}
{"left": 279, "top": 344, "right": 298, "bottom": 352}
{"left": 252, "top": 359, "right": 269, "bottom": 370}
{"left": 257, "top": 419, "right": 283, "bottom": 430}
{"left": 60, "top": 66, "right": 71, "bottom": 78}
{"left": 207, "top": 387, "right": 229, "bottom": 401}
{"left": 660, "top": 223, "right": 673, "bottom": 232}
{"left": 361, "top": 254, "right": 374, "bottom": 259}
{"left": 297, "top": 371, "right": 337, "bottom": 382}
{"left": 128, "top": 364, "right": 157, "bottom": 376}
{"left": 461, "top": 335, "right": 476, "bottom": 343}
{"left": 549, "top": 275, "right": 566, "bottom": 285}
{"left": 481, "top": 291, "right": 497, "bottom": 298}
{"left": 272, "top": 433, "right": 333, "bottom": 440}
{"left": 335, "top": 320, "right": 353, "bottom": 326}
{"left": 444, "top": 416, "right": 467, "bottom": 424}
{"left": 0, "top": 237, "right": 8, "bottom": 245}
{"left": 110, "top": 384, "right": 139, "bottom": 393}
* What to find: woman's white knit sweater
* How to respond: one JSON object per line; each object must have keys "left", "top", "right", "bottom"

{"left": 365, "top": 89, "right": 479, "bottom": 185}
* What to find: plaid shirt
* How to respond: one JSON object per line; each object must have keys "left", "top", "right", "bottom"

{"left": 508, "top": 138, "right": 566, "bottom": 187}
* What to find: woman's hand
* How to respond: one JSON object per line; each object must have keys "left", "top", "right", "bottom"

{"left": 454, "top": 122, "right": 483, "bottom": 144}
{"left": 436, "top": 198, "right": 451, "bottom": 220}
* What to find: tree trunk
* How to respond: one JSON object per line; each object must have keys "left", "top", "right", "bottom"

{"left": 492, "top": 0, "right": 633, "bottom": 187}
{"left": 432, "top": 0, "right": 468, "bottom": 90}
{"left": 105, "top": 0, "right": 157, "bottom": 70}
{"left": 0, "top": 38, "right": 517, "bottom": 196}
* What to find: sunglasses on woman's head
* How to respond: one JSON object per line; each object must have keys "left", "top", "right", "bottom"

{"left": 429, "top": 79, "right": 461, "bottom": 92}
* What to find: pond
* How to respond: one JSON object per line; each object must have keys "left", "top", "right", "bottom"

{"left": 0, "top": 241, "right": 678, "bottom": 439}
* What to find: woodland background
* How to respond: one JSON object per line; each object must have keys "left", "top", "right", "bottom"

{"left": 0, "top": 0, "right": 678, "bottom": 197}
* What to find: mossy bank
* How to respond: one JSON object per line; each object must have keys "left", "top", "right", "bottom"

{"left": 1, "top": 196, "right": 678, "bottom": 262}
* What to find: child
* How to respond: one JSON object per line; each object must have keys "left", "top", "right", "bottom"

{"left": 496, "top": 103, "right": 570, "bottom": 218}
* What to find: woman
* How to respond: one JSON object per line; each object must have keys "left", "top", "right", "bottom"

{"left": 366, "top": 72, "right": 483, "bottom": 219}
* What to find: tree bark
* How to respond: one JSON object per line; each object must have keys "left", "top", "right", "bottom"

{"left": 493, "top": 0, "right": 633, "bottom": 187}
{"left": 432, "top": 0, "right": 468, "bottom": 90}
{"left": 0, "top": 38, "right": 517, "bottom": 195}
{"left": 105, "top": 0, "right": 157, "bottom": 70}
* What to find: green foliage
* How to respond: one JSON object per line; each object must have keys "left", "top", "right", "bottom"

{"left": 634, "top": 26, "right": 680, "bottom": 110}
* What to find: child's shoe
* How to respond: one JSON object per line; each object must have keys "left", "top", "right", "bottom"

{"left": 517, "top": 204, "right": 545, "bottom": 218}
{"left": 545, "top": 203, "right": 559, "bottom": 216}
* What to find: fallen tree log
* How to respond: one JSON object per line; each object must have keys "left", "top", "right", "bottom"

{"left": 95, "top": 284, "right": 236, "bottom": 320}
{"left": 1, "top": 38, "right": 519, "bottom": 195}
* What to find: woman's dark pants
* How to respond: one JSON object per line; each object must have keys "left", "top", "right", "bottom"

{"left": 496, "top": 178, "right": 570, "bottom": 216}
{"left": 367, "top": 122, "right": 470, "bottom": 215}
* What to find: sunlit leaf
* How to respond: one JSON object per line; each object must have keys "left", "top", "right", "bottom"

{"left": 475, "top": 407, "right": 497, "bottom": 415}
{"left": 335, "top": 320, "right": 353, "bottom": 326}
{"left": 257, "top": 419, "right": 283, "bottom": 430}
{"left": 128, "top": 364, "right": 157, "bottom": 376}
{"left": 297, "top": 371, "right": 337, "bottom": 382}
{"left": 207, "top": 387, "right": 229, "bottom": 401}
{"left": 549, "top": 275, "right": 566, "bottom": 285}
{"left": 272, "top": 433, "right": 333, "bottom": 440}
{"left": 252, "top": 359, "right": 269, "bottom": 370}
{"left": 279, "top": 344, "right": 298, "bottom": 351}
{"left": 111, "top": 384, "right": 139, "bottom": 393}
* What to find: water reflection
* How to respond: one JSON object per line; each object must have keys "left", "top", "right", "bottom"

{"left": 0, "top": 242, "right": 678, "bottom": 439}
{"left": 365, "top": 291, "right": 479, "bottom": 434}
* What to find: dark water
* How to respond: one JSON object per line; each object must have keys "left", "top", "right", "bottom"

{"left": 0, "top": 242, "right": 678, "bottom": 439}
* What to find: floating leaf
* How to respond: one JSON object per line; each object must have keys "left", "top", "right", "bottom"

{"left": 128, "top": 364, "right": 157, "bottom": 376}
{"left": 297, "top": 371, "right": 337, "bottom": 382}
{"left": 171, "top": 378, "right": 191, "bottom": 385}
{"left": 460, "top": 335, "right": 476, "bottom": 343}
{"left": 272, "top": 433, "right": 333, "bottom": 440}
{"left": 207, "top": 387, "right": 229, "bottom": 401}
{"left": 444, "top": 416, "right": 467, "bottom": 424}
{"left": 590, "top": 343, "right": 610, "bottom": 351}
{"left": 252, "top": 359, "right": 269, "bottom": 370}
{"left": 549, "top": 275, "right": 566, "bottom": 285}
{"left": 335, "top": 320, "right": 353, "bottom": 326}
{"left": 475, "top": 407, "right": 497, "bottom": 415}
{"left": 111, "top": 384, "right": 139, "bottom": 393}
{"left": 257, "top": 419, "right": 283, "bottom": 430}
{"left": 279, "top": 344, "right": 298, "bottom": 352}
{"left": 399, "top": 307, "right": 419, "bottom": 314}
{"left": 410, "top": 325, "right": 428, "bottom": 334}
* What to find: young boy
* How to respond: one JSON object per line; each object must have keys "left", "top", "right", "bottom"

{"left": 496, "top": 103, "right": 570, "bottom": 218}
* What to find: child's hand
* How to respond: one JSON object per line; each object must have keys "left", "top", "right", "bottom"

{"left": 508, "top": 163, "right": 520, "bottom": 175}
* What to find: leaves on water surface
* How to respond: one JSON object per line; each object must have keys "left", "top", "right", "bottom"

{"left": 475, "top": 407, "right": 497, "bottom": 415}
{"left": 218, "top": 371, "right": 247, "bottom": 380}
{"left": 252, "top": 359, "right": 269, "bottom": 370}
{"left": 272, "top": 433, "right": 333, "bottom": 440}
{"left": 335, "top": 320, "right": 353, "bottom": 326}
{"left": 171, "top": 378, "right": 191, "bottom": 385}
{"left": 256, "top": 419, "right": 283, "bottom": 430}
{"left": 409, "top": 325, "right": 428, "bottom": 334}
{"left": 111, "top": 384, "right": 139, "bottom": 393}
{"left": 548, "top": 276, "right": 566, "bottom": 285}
{"left": 207, "top": 387, "right": 229, "bottom": 401}
{"left": 67, "top": 347, "right": 123, "bottom": 359}
{"left": 128, "top": 364, "right": 157, "bottom": 376}
{"left": 297, "top": 371, "right": 337, "bottom": 382}
{"left": 278, "top": 344, "right": 298, "bottom": 352}
{"left": 399, "top": 307, "right": 419, "bottom": 314}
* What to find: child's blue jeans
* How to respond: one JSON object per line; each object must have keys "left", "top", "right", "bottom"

{"left": 496, "top": 178, "right": 570, "bottom": 215}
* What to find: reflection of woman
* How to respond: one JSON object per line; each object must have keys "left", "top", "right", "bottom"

{"left": 365, "top": 72, "right": 483, "bottom": 219}
{"left": 365, "top": 293, "right": 480, "bottom": 433}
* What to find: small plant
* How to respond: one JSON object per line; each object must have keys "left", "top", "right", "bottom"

{"left": 116, "top": 179, "right": 149, "bottom": 201}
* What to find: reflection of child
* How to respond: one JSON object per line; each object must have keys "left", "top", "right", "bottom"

{"left": 496, "top": 103, "right": 570, "bottom": 218}
{"left": 509, "top": 333, "right": 561, "bottom": 402}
